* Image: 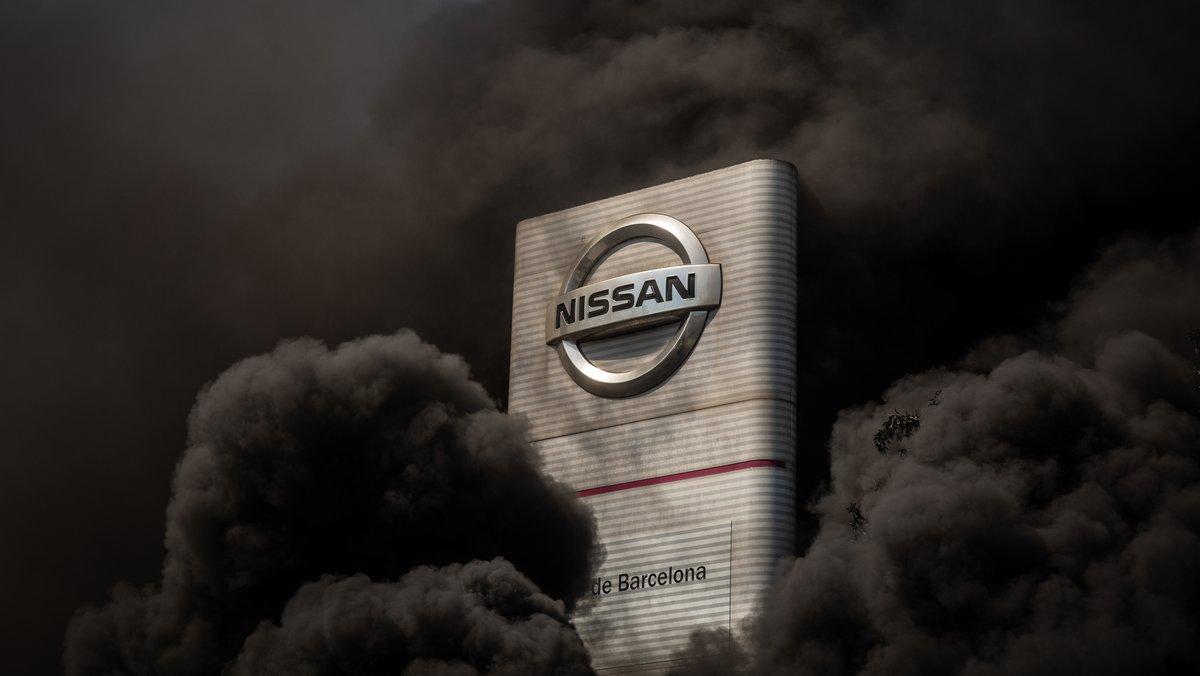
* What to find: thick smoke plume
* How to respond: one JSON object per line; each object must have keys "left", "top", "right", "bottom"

{"left": 672, "top": 231, "right": 1200, "bottom": 674}
{"left": 64, "top": 331, "right": 596, "bottom": 674}
{"left": 230, "top": 563, "right": 591, "bottom": 676}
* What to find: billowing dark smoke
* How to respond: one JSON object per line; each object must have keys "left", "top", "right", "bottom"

{"left": 229, "top": 563, "right": 591, "bottom": 676}
{"left": 63, "top": 331, "right": 596, "bottom": 674}
{"left": 671, "top": 230, "right": 1200, "bottom": 674}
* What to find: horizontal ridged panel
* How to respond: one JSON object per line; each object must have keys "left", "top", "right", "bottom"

{"left": 509, "top": 161, "right": 799, "bottom": 673}
{"left": 536, "top": 398, "right": 794, "bottom": 491}
{"left": 576, "top": 470, "right": 795, "bottom": 671}
{"left": 576, "top": 523, "right": 732, "bottom": 671}
{"left": 582, "top": 321, "right": 681, "bottom": 372}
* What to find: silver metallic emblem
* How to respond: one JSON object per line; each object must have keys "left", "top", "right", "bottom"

{"left": 545, "top": 213, "right": 722, "bottom": 397}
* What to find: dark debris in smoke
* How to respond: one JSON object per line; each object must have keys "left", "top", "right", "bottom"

{"left": 846, "top": 502, "right": 868, "bottom": 540}
{"left": 872, "top": 410, "right": 922, "bottom": 455}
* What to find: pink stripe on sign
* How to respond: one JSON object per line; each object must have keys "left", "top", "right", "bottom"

{"left": 576, "top": 459, "right": 786, "bottom": 497}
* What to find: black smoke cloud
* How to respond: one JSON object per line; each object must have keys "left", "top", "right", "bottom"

{"left": 230, "top": 563, "right": 591, "bottom": 676}
{"left": 2, "top": 0, "right": 1199, "bottom": 671}
{"left": 63, "top": 330, "right": 596, "bottom": 674}
{"left": 670, "top": 230, "right": 1200, "bottom": 674}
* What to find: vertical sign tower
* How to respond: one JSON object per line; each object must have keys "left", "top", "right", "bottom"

{"left": 509, "top": 160, "right": 797, "bottom": 672}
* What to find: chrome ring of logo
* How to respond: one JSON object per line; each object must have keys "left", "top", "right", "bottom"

{"left": 545, "top": 213, "right": 722, "bottom": 398}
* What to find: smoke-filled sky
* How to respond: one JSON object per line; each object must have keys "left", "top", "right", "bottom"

{"left": 671, "top": 230, "right": 1200, "bottom": 675}
{"left": 3, "top": 1, "right": 1199, "bottom": 673}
